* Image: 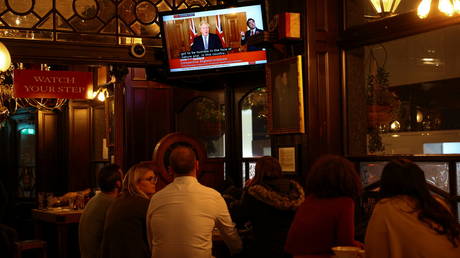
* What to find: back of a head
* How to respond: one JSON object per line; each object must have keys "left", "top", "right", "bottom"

{"left": 98, "top": 164, "right": 122, "bottom": 193}
{"left": 380, "top": 159, "right": 430, "bottom": 200}
{"left": 306, "top": 155, "right": 362, "bottom": 199}
{"left": 381, "top": 158, "right": 460, "bottom": 246}
{"left": 252, "top": 156, "right": 282, "bottom": 185}
{"left": 169, "top": 146, "right": 196, "bottom": 175}
{"left": 123, "top": 161, "right": 157, "bottom": 198}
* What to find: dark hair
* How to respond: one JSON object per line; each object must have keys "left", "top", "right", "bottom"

{"left": 246, "top": 18, "right": 255, "bottom": 26}
{"left": 380, "top": 159, "right": 460, "bottom": 246}
{"left": 252, "top": 156, "right": 282, "bottom": 185}
{"left": 169, "top": 146, "right": 196, "bottom": 175}
{"left": 98, "top": 164, "right": 122, "bottom": 192}
{"left": 305, "top": 155, "right": 362, "bottom": 199}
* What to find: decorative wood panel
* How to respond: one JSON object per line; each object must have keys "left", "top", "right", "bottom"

{"left": 37, "top": 110, "right": 64, "bottom": 192}
{"left": 125, "top": 68, "right": 173, "bottom": 170}
{"left": 68, "top": 101, "right": 92, "bottom": 191}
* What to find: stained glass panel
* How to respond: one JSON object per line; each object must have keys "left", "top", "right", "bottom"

{"left": 0, "top": 0, "right": 219, "bottom": 44}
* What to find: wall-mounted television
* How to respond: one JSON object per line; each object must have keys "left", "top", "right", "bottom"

{"left": 159, "top": 2, "right": 267, "bottom": 75}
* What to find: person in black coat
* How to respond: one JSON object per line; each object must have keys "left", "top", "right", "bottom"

{"left": 101, "top": 162, "right": 158, "bottom": 258}
{"left": 191, "top": 21, "right": 223, "bottom": 51}
{"left": 233, "top": 156, "right": 305, "bottom": 258}
{"left": 240, "top": 18, "right": 264, "bottom": 51}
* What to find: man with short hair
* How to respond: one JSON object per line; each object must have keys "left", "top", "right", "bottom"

{"left": 146, "top": 145, "right": 242, "bottom": 258}
{"left": 240, "top": 18, "right": 264, "bottom": 51}
{"left": 192, "top": 21, "right": 223, "bottom": 51}
{"left": 79, "top": 164, "right": 123, "bottom": 258}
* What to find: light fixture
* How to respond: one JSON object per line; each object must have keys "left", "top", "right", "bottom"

{"left": 369, "top": 0, "right": 402, "bottom": 16}
{"left": 0, "top": 42, "right": 11, "bottom": 72}
{"left": 417, "top": 0, "right": 460, "bottom": 18}
{"left": 92, "top": 87, "right": 109, "bottom": 102}
{"left": 92, "top": 75, "right": 115, "bottom": 102}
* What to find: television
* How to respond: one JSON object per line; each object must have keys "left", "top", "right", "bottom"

{"left": 159, "top": 2, "right": 267, "bottom": 75}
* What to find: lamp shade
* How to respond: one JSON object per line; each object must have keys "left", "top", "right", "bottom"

{"left": 370, "top": 0, "right": 402, "bottom": 14}
{"left": 0, "top": 42, "right": 11, "bottom": 72}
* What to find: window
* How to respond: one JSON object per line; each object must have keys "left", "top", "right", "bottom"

{"left": 346, "top": 24, "right": 460, "bottom": 155}
{"left": 241, "top": 88, "right": 271, "bottom": 158}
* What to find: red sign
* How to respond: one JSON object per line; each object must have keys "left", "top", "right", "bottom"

{"left": 13, "top": 69, "right": 93, "bottom": 99}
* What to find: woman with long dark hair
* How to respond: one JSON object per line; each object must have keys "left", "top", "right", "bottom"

{"left": 365, "top": 159, "right": 460, "bottom": 258}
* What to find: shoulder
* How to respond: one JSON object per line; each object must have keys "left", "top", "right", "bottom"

{"left": 374, "top": 196, "right": 414, "bottom": 213}
{"left": 197, "top": 183, "right": 222, "bottom": 197}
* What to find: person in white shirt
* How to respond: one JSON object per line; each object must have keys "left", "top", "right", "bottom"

{"left": 146, "top": 145, "right": 242, "bottom": 258}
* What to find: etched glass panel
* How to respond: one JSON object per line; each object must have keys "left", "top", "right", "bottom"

{"left": 0, "top": 29, "right": 52, "bottom": 40}
{"left": 2, "top": 13, "right": 39, "bottom": 27}
{"left": 75, "top": 0, "right": 98, "bottom": 19}
{"left": 249, "top": 162, "right": 256, "bottom": 179}
{"left": 457, "top": 162, "right": 460, "bottom": 195}
{"left": 416, "top": 162, "right": 449, "bottom": 192}
{"left": 34, "top": 0, "right": 53, "bottom": 17}
{"left": 8, "top": 0, "right": 33, "bottom": 14}
{"left": 56, "top": 0, "right": 74, "bottom": 19}
{"left": 56, "top": 32, "right": 116, "bottom": 44}
{"left": 360, "top": 161, "right": 387, "bottom": 186}
{"left": 0, "top": 0, "right": 218, "bottom": 44}
{"left": 136, "top": 1, "right": 156, "bottom": 24}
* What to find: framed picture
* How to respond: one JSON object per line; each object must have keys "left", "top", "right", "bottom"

{"left": 277, "top": 146, "right": 298, "bottom": 174}
{"left": 266, "top": 55, "right": 305, "bottom": 134}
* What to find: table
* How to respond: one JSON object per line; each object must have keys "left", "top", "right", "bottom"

{"left": 32, "top": 208, "right": 83, "bottom": 258}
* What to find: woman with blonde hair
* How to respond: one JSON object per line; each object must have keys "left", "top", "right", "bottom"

{"left": 101, "top": 162, "right": 158, "bottom": 258}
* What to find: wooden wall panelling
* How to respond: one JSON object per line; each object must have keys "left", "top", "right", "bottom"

{"left": 67, "top": 101, "right": 92, "bottom": 191}
{"left": 37, "top": 110, "right": 65, "bottom": 193}
{"left": 125, "top": 68, "right": 173, "bottom": 170}
{"left": 0, "top": 119, "right": 18, "bottom": 217}
{"left": 304, "top": 0, "right": 342, "bottom": 170}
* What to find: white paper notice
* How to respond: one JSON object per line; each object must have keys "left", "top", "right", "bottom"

{"left": 279, "top": 147, "right": 295, "bottom": 173}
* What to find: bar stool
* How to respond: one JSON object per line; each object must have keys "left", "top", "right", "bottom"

{"left": 14, "top": 240, "right": 47, "bottom": 258}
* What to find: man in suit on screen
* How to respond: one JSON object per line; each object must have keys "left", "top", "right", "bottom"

{"left": 240, "top": 18, "right": 264, "bottom": 51}
{"left": 191, "top": 21, "right": 223, "bottom": 52}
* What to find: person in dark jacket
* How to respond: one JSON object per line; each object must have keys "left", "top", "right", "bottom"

{"left": 101, "top": 162, "right": 158, "bottom": 258}
{"left": 234, "top": 156, "right": 304, "bottom": 258}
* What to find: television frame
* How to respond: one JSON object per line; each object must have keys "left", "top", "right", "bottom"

{"left": 158, "top": 1, "right": 268, "bottom": 78}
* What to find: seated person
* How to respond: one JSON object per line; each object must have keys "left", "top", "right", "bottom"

{"left": 79, "top": 164, "right": 123, "bottom": 258}
{"left": 365, "top": 159, "right": 460, "bottom": 258}
{"left": 285, "top": 155, "right": 363, "bottom": 258}
{"left": 234, "top": 156, "right": 304, "bottom": 258}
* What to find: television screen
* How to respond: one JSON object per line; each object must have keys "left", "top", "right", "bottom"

{"left": 160, "top": 3, "right": 267, "bottom": 73}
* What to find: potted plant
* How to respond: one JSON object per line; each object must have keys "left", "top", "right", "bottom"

{"left": 366, "top": 65, "right": 400, "bottom": 153}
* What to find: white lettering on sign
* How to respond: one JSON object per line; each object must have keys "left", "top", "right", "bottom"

{"left": 32, "top": 76, "right": 77, "bottom": 84}
{"left": 23, "top": 85, "right": 84, "bottom": 94}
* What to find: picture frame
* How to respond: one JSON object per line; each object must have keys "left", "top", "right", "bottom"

{"left": 266, "top": 55, "right": 305, "bottom": 134}
{"left": 277, "top": 145, "right": 298, "bottom": 174}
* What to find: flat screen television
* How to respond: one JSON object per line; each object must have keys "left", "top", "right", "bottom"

{"left": 159, "top": 2, "right": 267, "bottom": 75}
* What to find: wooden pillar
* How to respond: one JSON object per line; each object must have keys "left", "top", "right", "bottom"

{"left": 304, "top": 0, "right": 342, "bottom": 167}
